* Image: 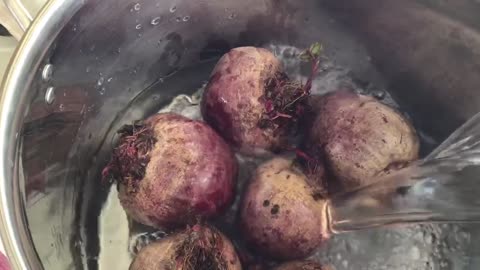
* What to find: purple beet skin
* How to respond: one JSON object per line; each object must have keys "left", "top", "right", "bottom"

{"left": 103, "top": 113, "right": 238, "bottom": 229}
{"left": 202, "top": 46, "right": 320, "bottom": 156}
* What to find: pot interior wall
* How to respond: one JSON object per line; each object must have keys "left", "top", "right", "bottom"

{"left": 19, "top": 0, "right": 480, "bottom": 269}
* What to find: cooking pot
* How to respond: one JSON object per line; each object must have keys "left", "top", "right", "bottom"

{"left": 3, "top": 0, "right": 480, "bottom": 269}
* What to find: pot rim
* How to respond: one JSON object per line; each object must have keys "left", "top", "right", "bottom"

{"left": 0, "top": 0, "right": 84, "bottom": 269}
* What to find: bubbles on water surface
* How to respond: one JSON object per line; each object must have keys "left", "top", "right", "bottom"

{"left": 133, "top": 3, "right": 141, "bottom": 11}
{"left": 97, "top": 77, "right": 105, "bottom": 86}
{"left": 135, "top": 24, "right": 142, "bottom": 30}
{"left": 182, "top": 16, "right": 190, "bottom": 22}
{"left": 169, "top": 5, "right": 177, "bottom": 13}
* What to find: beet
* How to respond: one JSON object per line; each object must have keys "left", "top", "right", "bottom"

{"left": 202, "top": 45, "right": 321, "bottom": 156}
{"left": 130, "top": 225, "right": 241, "bottom": 270}
{"left": 272, "top": 260, "right": 331, "bottom": 270}
{"left": 306, "top": 90, "right": 419, "bottom": 192}
{"left": 0, "top": 253, "right": 10, "bottom": 270}
{"left": 102, "top": 113, "right": 238, "bottom": 229}
{"left": 240, "top": 157, "right": 328, "bottom": 260}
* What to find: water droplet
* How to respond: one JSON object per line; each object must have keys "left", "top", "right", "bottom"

{"left": 59, "top": 104, "right": 65, "bottom": 112}
{"left": 97, "top": 77, "right": 104, "bottom": 86}
{"left": 175, "top": 17, "right": 181, "bottom": 22}
{"left": 44, "top": 87, "right": 56, "bottom": 104}
{"left": 135, "top": 24, "right": 142, "bottom": 30}
{"left": 228, "top": 13, "right": 236, "bottom": 19}
{"left": 182, "top": 16, "right": 190, "bottom": 22}
{"left": 151, "top": 16, "right": 161, "bottom": 25}
{"left": 372, "top": 90, "right": 386, "bottom": 100}
{"left": 42, "top": 64, "right": 53, "bottom": 82}
{"left": 133, "top": 3, "right": 141, "bottom": 11}
{"left": 169, "top": 6, "right": 177, "bottom": 13}
{"left": 107, "top": 77, "right": 113, "bottom": 83}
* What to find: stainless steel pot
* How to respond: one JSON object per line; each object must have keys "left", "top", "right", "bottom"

{"left": 3, "top": 0, "right": 480, "bottom": 269}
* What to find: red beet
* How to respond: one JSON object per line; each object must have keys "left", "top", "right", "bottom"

{"left": 130, "top": 225, "right": 241, "bottom": 270}
{"left": 103, "top": 113, "right": 238, "bottom": 229}
{"left": 0, "top": 253, "right": 10, "bottom": 270}
{"left": 272, "top": 260, "right": 330, "bottom": 270}
{"left": 240, "top": 157, "right": 329, "bottom": 260}
{"left": 306, "top": 90, "right": 419, "bottom": 192}
{"left": 202, "top": 45, "right": 321, "bottom": 156}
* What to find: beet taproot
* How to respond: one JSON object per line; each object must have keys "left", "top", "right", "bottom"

{"left": 240, "top": 157, "right": 329, "bottom": 260}
{"left": 202, "top": 45, "right": 321, "bottom": 156}
{"left": 130, "top": 225, "right": 241, "bottom": 270}
{"left": 307, "top": 90, "right": 419, "bottom": 192}
{"left": 102, "top": 113, "right": 238, "bottom": 229}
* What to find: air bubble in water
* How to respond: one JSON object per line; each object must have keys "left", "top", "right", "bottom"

{"left": 182, "top": 16, "right": 190, "bottom": 22}
{"left": 97, "top": 77, "right": 105, "bottom": 86}
{"left": 175, "top": 17, "right": 181, "bottom": 22}
{"left": 44, "top": 87, "right": 56, "bottom": 104}
{"left": 133, "top": 3, "right": 141, "bottom": 11}
{"left": 135, "top": 24, "right": 142, "bottom": 30}
{"left": 107, "top": 77, "right": 113, "bottom": 83}
{"left": 169, "top": 6, "right": 177, "bottom": 13}
{"left": 99, "top": 87, "right": 106, "bottom": 95}
{"left": 151, "top": 16, "right": 161, "bottom": 25}
{"left": 59, "top": 104, "right": 65, "bottom": 111}
{"left": 42, "top": 64, "right": 53, "bottom": 82}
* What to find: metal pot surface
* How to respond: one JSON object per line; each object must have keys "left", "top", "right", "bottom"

{"left": 2, "top": 0, "right": 480, "bottom": 269}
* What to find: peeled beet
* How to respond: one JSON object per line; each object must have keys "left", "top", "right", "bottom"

{"left": 307, "top": 90, "right": 419, "bottom": 191}
{"left": 202, "top": 47, "right": 309, "bottom": 156}
{"left": 240, "top": 157, "right": 328, "bottom": 260}
{"left": 103, "top": 113, "right": 238, "bottom": 229}
{"left": 130, "top": 225, "right": 241, "bottom": 270}
{"left": 273, "top": 261, "right": 331, "bottom": 270}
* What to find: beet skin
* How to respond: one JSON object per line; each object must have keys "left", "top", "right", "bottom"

{"left": 240, "top": 157, "right": 328, "bottom": 260}
{"left": 104, "top": 113, "right": 238, "bottom": 229}
{"left": 202, "top": 47, "right": 307, "bottom": 156}
{"left": 130, "top": 225, "right": 241, "bottom": 270}
{"left": 307, "top": 90, "right": 419, "bottom": 192}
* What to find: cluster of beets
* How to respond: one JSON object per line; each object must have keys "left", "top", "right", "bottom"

{"left": 102, "top": 44, "right": 420, "bottom": 270}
